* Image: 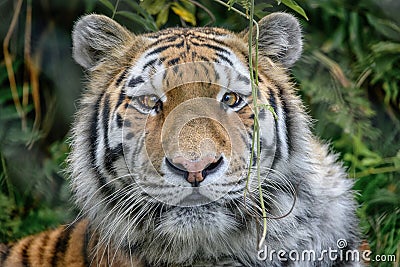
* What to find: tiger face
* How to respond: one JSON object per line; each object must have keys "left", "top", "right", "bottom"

{"left": 69, "top": 13, "right": 360, "bottom": 266}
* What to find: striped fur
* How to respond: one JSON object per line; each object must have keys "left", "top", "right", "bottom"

{"left": 1, "top": 13, "right": 361, "bottom": 266}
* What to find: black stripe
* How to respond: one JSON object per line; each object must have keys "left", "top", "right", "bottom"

{"left": 277, "top": 85, "right": 292, "bottom": 155}
{"left": 194, "top": 35, "right": 230, "bottom": 46}
{"left": 258, "top": 107, "right": 266, "bottom": 120}
{"left": 82, "top": 224, "right": 91, "bottom": 266}
{"left": 51, "top": 225, "right": 75, "bottom": 266}
{"left": 243, "top": 54, "right": 250, "bottom": 71}
{"left": 0, "top": 244, "right": 11, "bottom": 265}
{"left": 104, "top": 143, "right": 123, "bottom": 176}
{"left": 132, "top": 134, "right": 145, "bottom": 163}
{"left": 89, "top": 93, "right": 116, "bottom": 197}
{"left": 273, "top": 137, "right": 282, "bottom": 163}
{"left": 269, "top": 89, "right": 282, "bottom": 162}
{"left": 198, "top": 55, "right": 211, "bottom": 62}
{"left": 116, "top": 69, "right": 128, "bottom": 86}
{"left": 38, "top": 232, "right": 50, "bottom": 264}
{"left": 124, "top": 119, "right": 132, "bottom": 127}
{"left": 21, "top": 238, "right": 32, "bottom": 267}
{"left": 167, "top": 57, "right": 180, "bottom": 66}
{"left": 236, "top": 73, "right": 250, "bottom": 85}
{"left": 268, "top": 89, "right": 278, "bottom": 115}
{"left": 142, "top": 58, "right": 157, "bottom": 71}
{"left": 128, "top": 76, "right": 144, "bottom": 88}
{"left": 172, "top": 65, "right": 179, "bottom": 74}
{"left": 116, "top": 113, "right": 123, "bottom": 128}
{"left": 216, "top": 52, "right": 233, "bottom": 66}
{"left": 148, "top": 34, "right": 179, "bottom": 46}
{"left": 146, "top": 41, "right": 184, "bottom": 57}
{"left": 175, "top": 40, "right": 184, "bottom": 48}
{"left": 199, "top": 62, "right": 210, "bottom": 77}
{"left": 247, "top": 132, "right": 258, "bottom": 167}
{"left": 102, "top": 93, "right": 111, "bottom": 151}
{"left": 115, "top": 89, "right": 126, "bottom": 111}
{"left": 213, "top": 67, "right": 220, "bottom": 81}
{"left": 89, "top": 93, "right": 103, "bottom": 169}
{"left": 190, "top": 41, "right": 230, "bottom": 54}
{"left": 102, "top": 94, "right": 120, "bottom": 176}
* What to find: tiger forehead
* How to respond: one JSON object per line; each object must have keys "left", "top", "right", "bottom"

{"left": 144, "top": 27, "right": 234, "bottom": 44}
{"left": 144, "top": 27, "right": 242, "bottom": 63}
{"left": 124, "top": 28, "right": 251, "bottom": 97}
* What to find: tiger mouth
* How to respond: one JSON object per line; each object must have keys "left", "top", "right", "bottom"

{"left": 178, "top": 189, "right": 211, "bottom": 207}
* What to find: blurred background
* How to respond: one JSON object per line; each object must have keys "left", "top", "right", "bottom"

{"left": 0, "top": 0, "right": 399, "bottom": 265}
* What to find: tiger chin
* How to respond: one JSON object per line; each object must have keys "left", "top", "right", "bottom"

{"left": 0, "top": 12, "right": 362, "bottom": 267}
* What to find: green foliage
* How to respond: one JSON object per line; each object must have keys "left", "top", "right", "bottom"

{"left": 292, "top": 0, "right": 400, "bottom": 263}
{"left": 227, "top": 0, "right": 308, "bottom": 20}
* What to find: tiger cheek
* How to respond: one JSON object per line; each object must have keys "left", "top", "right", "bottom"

{"left": 238, "top": 106, "right": 255, "bottom": 129}
{"left": 144, "top": 115, "right": 164, "bottom": 172}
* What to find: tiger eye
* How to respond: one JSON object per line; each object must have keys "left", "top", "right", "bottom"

{"left": 140, "top": 95, "right": 158, "bottom": 109}
{"left": 222, "top": 92, "right": 240, "bottom": 107}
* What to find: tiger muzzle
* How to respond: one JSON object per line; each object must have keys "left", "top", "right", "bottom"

{"left": 166, "top": 154, "right": 223, "bottom": 187}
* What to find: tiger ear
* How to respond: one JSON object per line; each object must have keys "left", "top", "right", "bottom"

{"left": 242, "top": 12, "right": 302, "bottom": 68}
{"left": 72, "top": 14, "right": 133, "bottom": 70}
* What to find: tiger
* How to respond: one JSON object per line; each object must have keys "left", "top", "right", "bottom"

{"left": 0, "top": 12, "right": 362, "bottom": 266}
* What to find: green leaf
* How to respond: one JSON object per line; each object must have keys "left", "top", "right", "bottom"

{"left": 140, "top": 0, "right": 166, "bottom": 15}
{"left": 371, "top": 42, "right": 400, "bottom": 54}
{"left": 124, "top": 0, "right": 152, "bottom": 18}
{"left": 98, "top": 0, "right": 115, "bottom": 12}
{"left": 122, "top": 0, "right": 158, "bottom": 30}
{"left": 349, "top": 12, "right": 365, "bottom": 61}
{"left": 156, "top": 4, "right": 170, "bottom": 27}
{"left": 394, "top": 151, "right": 400, "bottom": 169}
{"left": 360, "top": 157, "right": 383, "bottom": 167}
{"left": 171, "top": 2, "right": 196, "bottom": 26}
{"left": 0, "top": 105, "right": 33, "bottom": 121}
{"left": 0, "top": 61, "right": 21, "bottom": 83}
{"left": 254, "top": 3, "right": 273, "bottom": 18}
{"left": 180, "top": 0, "right": 195, "bottom": 14}
{"left": 227, "top": 0, "right": 238, "bottom": 8}
{"left": 280, "top": 0, "right": 308, "bottom": 21}
{"left": 0, "top": 86, "right": 25, "bottom": 104}
{"left": 116, "top": 11, "right": 157, "bottom": 32}
{"left": 366, "top": 14, "right": 400, "bottom": 42}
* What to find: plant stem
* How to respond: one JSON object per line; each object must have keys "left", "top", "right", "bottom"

{"left": 3, "top": 0, "right": 26, "bottom": 130}
{"left": 112, "top": 0, "right": 120, "bottom": 19}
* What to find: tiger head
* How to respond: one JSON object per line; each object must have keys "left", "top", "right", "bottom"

{"left": 71, "top": 13, "right": 304, "bottom": 265}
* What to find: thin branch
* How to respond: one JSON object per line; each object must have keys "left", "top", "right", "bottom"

{"left": 3, "top": 0, "right": 25, "bottom": 130}
{"left": 30, "top": 50, "right": 41, "bottom": 142}
{"left": 112, "top": 0, "right": 120, "bottom": 19}
{"left": 23, "top": 0, "right": 32, "bottom": 114}
{"left": 189, "top": 0, "right": 216, "bottom": 26}
{"left": 354, "top": 166, "right": 400, "bottom": 179}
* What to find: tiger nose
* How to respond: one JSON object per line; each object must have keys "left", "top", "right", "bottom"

{"left": 166, "top": 155, "right": 223, "bottom": 187}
